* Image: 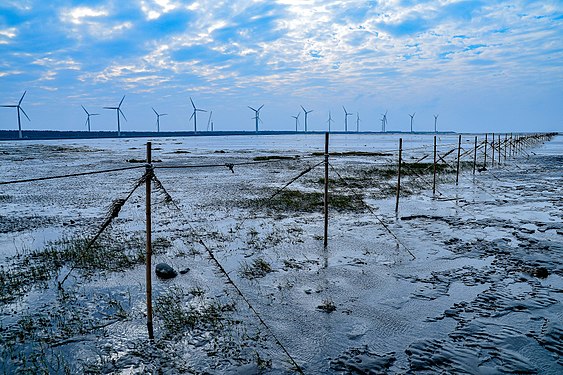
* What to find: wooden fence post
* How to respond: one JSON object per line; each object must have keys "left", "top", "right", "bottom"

{"left": 456, "top": 134, "right": 461, "bottom": 185}
{"left": 504, "top": 133, "right": 508, "bottom": 163}
{"left": 492, "top": 132, "right": 495, "bottom": 167}
{"left": 395, "top": 138, "right": 402, "bottom": 213}
{"left": 497, "top": 133, "right": 501, "bottom": 165}
{"left": 323, "top": 132, "right": 329, "bottom": 248}
{"left": 146, "top": 142, "right": 154, "bottom": 340}
{"left": 484, "top": 133, "right": 488, "bottom": 168}
{"left": 473, "top": 136, "right": 477, "bottom": 174}
{"left": 433, "top": 135, "right": 437, "bottom": 195}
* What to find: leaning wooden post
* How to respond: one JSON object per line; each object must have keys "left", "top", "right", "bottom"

{"left": 509, "top": 133, "right": 513, "bottom": 157}
{"left": 395, "top": 138, "right": 402, "bottom": 213}
{"left": 456, "top": 134, "right": 461, "bottom": 185}
{"left": 473, "top": 136, "right": 477, "bottom": 174}
{"left": 497, "top": 133, "right": 501, "bottom": 165}
{"left": 323, "top": 132, "right": 329, "bottom": 248}
{"left": 504, "top": 133, "right": 507, "bottom": 161}
{"left": 484, "top": 133, "right": 488, "bottom": 168}
{"left": 491, "top": 132, "right": 495, "bottom": 167}
{"left": 146, "top": 142, "right": 154, "bottom": 340}
{"left": 432, "top": 135, "right": 437, "bottom": 195}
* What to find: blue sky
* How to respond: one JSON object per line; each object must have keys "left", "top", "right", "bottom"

{"left": 0, "top": 0, "right": 562, "bottom": 133}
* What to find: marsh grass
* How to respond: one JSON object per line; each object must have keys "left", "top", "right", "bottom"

{"left": 240, "top": 258, "right": 273, "bottom": 279}
{"left": 0, "top": 231, "right": 171, "bottom": 304}
{"left": 254, "top": 189, "right": 364, "bottom": 213}
{"left": 1, "top": 287, "right": 131, "bottom": 374}
{"left": 154, "top": 286, "right": 236, "bottom": 339}
{"left": 253, "top": 155, "right": 297, "bottom": 161}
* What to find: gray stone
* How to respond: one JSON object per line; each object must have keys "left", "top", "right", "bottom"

{"left": 155, "top": 263, "right": 177, "bottom": 279}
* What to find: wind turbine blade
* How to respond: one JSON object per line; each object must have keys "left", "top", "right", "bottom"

{"left": 248, "top": 106, "right": 256, "bottom": 111}
{"left": 92, "top": 113, "right": 100, "bottom": 116}
{"left": 189, "top": 112, "right": 195, "bottom": 121}
{"left": 20, "top": 107, "right": 31, "bottom": 121}
{"left": 300, "top": 105, "right": 306, "bottom": 112}
{"left": 104, "top": 106, "right": 117, "bottom": 109}
{"left": 18, "top": 91, "right": 27, "bottom": 105}
{"left": 297, "top": 112, "right": 300, "bottom": 118}
{"left": 342, "top": 105, "right": 347, "bottom": 113}
{"left": 309, "top": 110, "right": 314, "bottom": 113}
{"left": 161, "top": 113, "right": 168, "bottom": 116}
{"left": 152, "top": 107, "right": 158, "bottom": 116}
{"left": 81, "top": 105, "right": 89, "bottom": 115}
{"left": 190, "top": 97, "right": 196, "bottom": 109}
{"left": 85, "top": 118, "right": 89, "bottom": 127}
{"left": 119, "top": 109, "right": 127, "bottom": 121}
{"left": 258, "top": 104, "right": 264, "bottom": 111}
{"left": 1, "top": 105, "right": 17, "bottom": 107}
{"left": 118, "top": 95, "right": 125, "bottom": 108}
{"left": 197, "top": 109, "right": 207, "bottom": 113}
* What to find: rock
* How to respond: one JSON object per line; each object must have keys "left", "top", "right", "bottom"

{"left": 155, "top": 263, "right": 177, "bottom": 279}
{"left": 179, "top": 268, "right": 190, "bottom": 275}
{"left": 531, "top": 267, "right": 549, "bottom": 279}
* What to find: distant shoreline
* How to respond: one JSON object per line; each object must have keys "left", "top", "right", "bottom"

{"left": 1, "top": 130, "right": 458, "bottom": 141}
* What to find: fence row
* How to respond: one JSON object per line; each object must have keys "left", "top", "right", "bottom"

{"left": 0, "top": 131, "right": 556, "bottom": 373}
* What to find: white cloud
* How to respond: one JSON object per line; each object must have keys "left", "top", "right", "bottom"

{"left": 61, "top": 7, "right": 109, "bottom": 25}
{"left": 0, "top": 27, "right": 17, "bottom": 44}
{"left": 60, "top": 6, "right": 132, "bottom": 39}
{"left": 140, "top": 0, "right": 180, "bottom": 20}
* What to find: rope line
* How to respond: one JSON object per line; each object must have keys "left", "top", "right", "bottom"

{"left": 327, "top": 161, "right": 416, "bottom": 260}
{"left": 58, "top": 170, "right": 149, "bottom": 287}
{"left": 150, "top": 171, "right": 305, "bottom": 374}
{"left": 0, "top": 165, "right": 145, "bottom": 186}
{"left": 233, "top": 160, "right": 324, "bottom": 232}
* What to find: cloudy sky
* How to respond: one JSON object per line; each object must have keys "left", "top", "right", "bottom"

{"left": 0, "top": 0, "right": 562, "bottom": 134}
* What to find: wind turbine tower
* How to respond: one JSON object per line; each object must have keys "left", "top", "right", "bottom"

{"left": 409, "top": 112, "right": 415, "bottom": 133}
{"left": 248, "top": 104, "right": 264, "bottom": 132}
{"left": 327, "top": 111, "right": 334, "bottom": 132}
{"left": 343, "top": 106, "right": 352, "bottom": 132}
{"left": 81, "top": 105, "right": 99, "bottom": 132}
{"left": 189, "top": 97, "right": 206, "bottom": 133}
{"left": 434, "top": 114, "right": 439, "bottom": 133}
{"left": 301, "top": 105, "right": 313, "bottom": 132}
{"left": 381, "top": 110, "right": 388, "bottom": 132}
{"left": 356, "top": 113, "right": 361, "bottom": 132}
{"left": 1, "top": 91, "right": 30, "bottom": 139}
{"left": 103, "top": 95, "right": 126, "bottom": 137}
{"left": 207, "top": 111, "right": 213, "bottom": 131}
{"left": 152, "top": 107, "right": 167, "bottom": 132}
{"left": 291, "top": 112, "right": 300, "bottom": 132}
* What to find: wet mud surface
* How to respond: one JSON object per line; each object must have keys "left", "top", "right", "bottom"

{"left": 0, "top": 134, "right": 561, "bottom": 373}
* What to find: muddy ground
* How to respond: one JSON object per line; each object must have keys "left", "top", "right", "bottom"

{"left": 0, "top": 134, "right": 561, "bottom": 374}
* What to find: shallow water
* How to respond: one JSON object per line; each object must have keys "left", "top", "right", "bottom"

{"left": 0, "top": 133, "right": 561, "bottom": 373}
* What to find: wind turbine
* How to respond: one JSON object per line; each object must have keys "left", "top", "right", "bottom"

{"left": 103, "top": 95, "right": 126, "bottom": 137}
{"left": 189, "top": 97, "right": 206, "bottom": 133}
{"left": 343, "top": 106, "right": 352, "bottom": 132}
{"left": 291, "top": 112, "right": 300, "bottom": 132}
{"left": 356, "top": 113, "right": 361, "bottom": 132}
{"left": 1, "top": 91, "right": 30, "bottom": 139}
{"left": 434, "top": 114, "right": 439, "bottom": 133}
{"left": 248, "top": 104, "right": 264, "bottom": 132}
{"left": 152, "top": 107, "right": 167, "bottom": 132}
{"left": 380, "top": 110, "right": 388, "bottom": 132}
{"left": 207, "top": 111, "right": 213, "bottom": 131}
{"left": 327, "top": 111, "right": 334, "bottom": 132}
{"left": 409, "top": 112, "right": 415, "bottom": 133}
{"left": 81, "top": 105, "right": 99, "bottom": 132}
{"left": 301, "top": 105, "right": 313, "bottom": 132}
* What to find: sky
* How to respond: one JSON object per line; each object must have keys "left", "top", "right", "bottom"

{"left": 0, "top": 0, "right": 562, "bottom": 134}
